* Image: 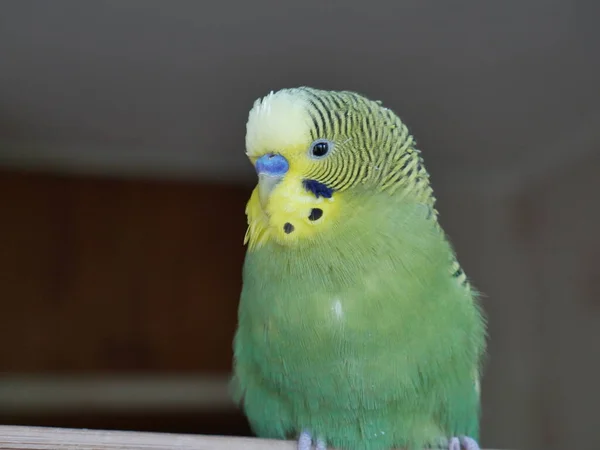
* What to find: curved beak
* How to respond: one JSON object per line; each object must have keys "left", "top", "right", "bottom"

{"left": 255, "top": 153, "right": 289, "bottom": 209}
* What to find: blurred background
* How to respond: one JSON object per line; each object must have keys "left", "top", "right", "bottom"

{"left": 1, "top": 1, "right": 599, "bottom": 449}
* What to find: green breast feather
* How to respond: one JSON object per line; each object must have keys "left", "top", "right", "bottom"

{"left": 233, "top": 195, "right": 485, "bottom": 450}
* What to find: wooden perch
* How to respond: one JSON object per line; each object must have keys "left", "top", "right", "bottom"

{"left": 0, "top": 426, "right": 500, "bottom": 450}
{"left": 0, "top": 426, "right": 285, "bottom": 450}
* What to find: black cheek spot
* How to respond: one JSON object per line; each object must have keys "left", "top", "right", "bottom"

{"left": 308, "top": 208, "right": 323, "bottom": 221}
{"left": 283, "top": 222, "right": 295, "bottom": 234}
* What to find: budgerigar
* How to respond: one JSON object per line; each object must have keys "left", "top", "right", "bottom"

{"left": 232, "top": 87, "right": 487, "bottom": 450}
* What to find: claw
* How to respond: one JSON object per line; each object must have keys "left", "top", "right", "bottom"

{"left": 448, "top": 437, "right": 460, "bottom": 450}
{"left": 458, "top": 436, "right": 480, "bottom": 450}
{"left": 297, "top": 430, "right": 327, "bottom": 450}
{"left": 298, "top": 430, "right": 312, "bottom": 450}
{"left": 315, "top": 438, "right": 327, "bottom": 450}
{"left": 448, "top": 436, "right": 480, "bottom": 450}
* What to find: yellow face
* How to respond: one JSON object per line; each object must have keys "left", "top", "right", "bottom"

{"left": 243, "top": 90, "right": 343, "bottom": 250}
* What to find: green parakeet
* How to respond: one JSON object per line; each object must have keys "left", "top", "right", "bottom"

{"left": 232, "top": 87, "right": 487, "bottom": 450}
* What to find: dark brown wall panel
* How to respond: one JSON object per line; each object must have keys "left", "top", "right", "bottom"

{"left": 0, "top": 170, "right": 250, "bottom": 373}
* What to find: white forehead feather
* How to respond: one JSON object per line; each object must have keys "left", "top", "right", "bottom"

{"left": 245, "top": 89, "right": 313, "bottom": 157}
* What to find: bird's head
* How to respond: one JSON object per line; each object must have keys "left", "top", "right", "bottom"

{"left": 243, "top": 87, "right": 435, "bottom": 250}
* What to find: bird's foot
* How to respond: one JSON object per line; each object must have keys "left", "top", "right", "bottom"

{"left": 297, "top": 430, "right": 327, "bottom": 450}
{"left": 447, "top": 436, "right": 480, "bottom": 450}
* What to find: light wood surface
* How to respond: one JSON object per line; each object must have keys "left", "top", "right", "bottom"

{"left": 0, "top": 426, "right": 502, "bottom": 450}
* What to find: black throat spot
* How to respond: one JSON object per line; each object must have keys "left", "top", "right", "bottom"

{"left": 302, "top": 179, "right": 334, "bottom": 199}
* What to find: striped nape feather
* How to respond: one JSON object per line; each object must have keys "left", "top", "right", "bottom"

{"left": 245, "top": 87, "right": 471, "bottom": 291}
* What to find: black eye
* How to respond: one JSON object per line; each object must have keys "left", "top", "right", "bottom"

{"left": 310, "top": 140, "right": 332, "bottom": 158}
{"left": 308, "top": 208, "right": 323, "bottom": 221}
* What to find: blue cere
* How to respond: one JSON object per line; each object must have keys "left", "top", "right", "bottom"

{"left": 255, "top": 153, "right": 289, "bottom": 177}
